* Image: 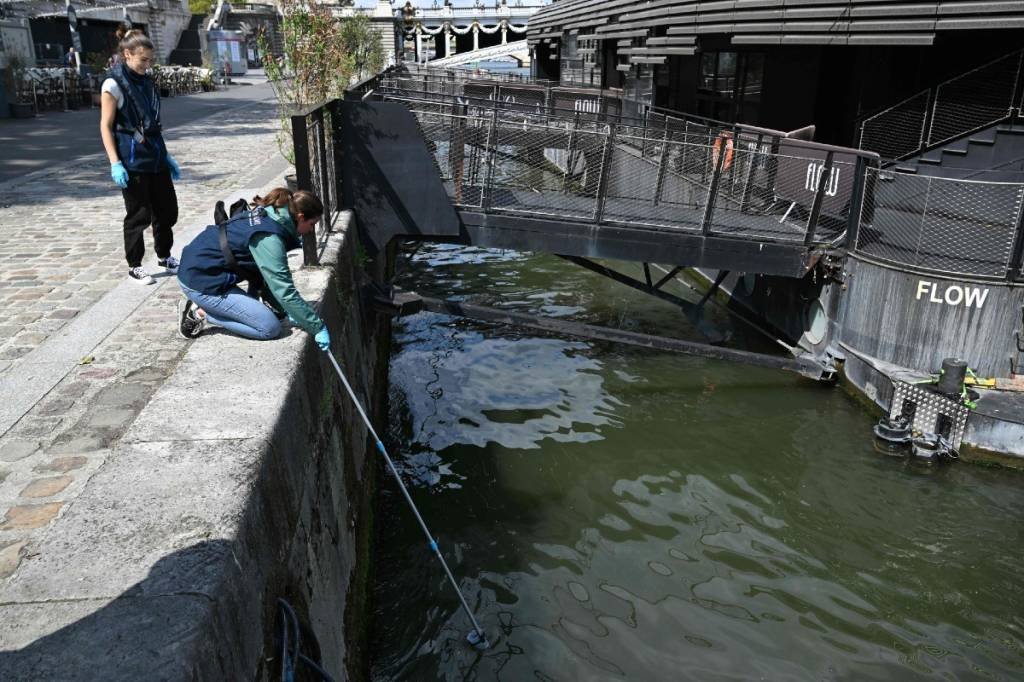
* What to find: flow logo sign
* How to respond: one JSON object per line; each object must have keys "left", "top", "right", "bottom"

{"left": 915, "top": 280, "right": 989, "bottom": 308}
{"left": 805, "top": 162, "right": 840, "bottom": 197}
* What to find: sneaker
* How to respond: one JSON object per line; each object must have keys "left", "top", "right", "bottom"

{"left": 177, "top": 297, "right": 205, "bottom": 339}
{"left": 158, "top": 255, "right": 179, "bottom": 273}
{"left": 129, "top": 266, "right": 155, "bottom": 285}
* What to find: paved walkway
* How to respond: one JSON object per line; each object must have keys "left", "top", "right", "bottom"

{"left": 0, "top": 77, "right": 290, "bottom": 583}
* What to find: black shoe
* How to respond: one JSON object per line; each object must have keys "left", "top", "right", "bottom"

{"left": 177, "top": 297, "right": 205, "bottom": 339}
{"left": 159, "top": 255, "right": 179, "bottom": 273}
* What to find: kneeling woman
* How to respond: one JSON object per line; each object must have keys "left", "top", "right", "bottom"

{"left": 177, "top": 188, "right": 330, "bottom": 350}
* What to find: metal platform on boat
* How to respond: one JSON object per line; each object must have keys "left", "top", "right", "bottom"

{"left": 340, "top": 70, "right": 878, "bottom": 279}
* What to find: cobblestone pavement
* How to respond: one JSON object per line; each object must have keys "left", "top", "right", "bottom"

{"left": 0, "top": 89, "right": 290, "bottom": 584}
{"left": 0, "top": 91, "right": 283, "bottom": 374}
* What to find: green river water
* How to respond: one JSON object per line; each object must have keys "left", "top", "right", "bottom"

{"left": 368, "top": 244, "right": 1024, "bottom": 681}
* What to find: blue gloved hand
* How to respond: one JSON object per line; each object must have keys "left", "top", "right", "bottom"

{"left": 110, "top": 161, "right": 129, "bottom": 188}
{"left": 314, "top": 327, "right": 331, "bottom": 352}
{"left": 166, "top": 153, "right": 181, "bottom": 181}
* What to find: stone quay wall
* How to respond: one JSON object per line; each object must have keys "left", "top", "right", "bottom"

{"left": 0, "top": 212, "right": 390, "bottom": 680}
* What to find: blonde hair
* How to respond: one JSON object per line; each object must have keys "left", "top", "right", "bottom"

{"left": 116, "top": 27, "right": 154, "bottom": 55}
{"left": 252, "top": 188, "right": 324, "bottom": 222}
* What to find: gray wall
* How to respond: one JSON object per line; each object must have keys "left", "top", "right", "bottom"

{"left": 837, "top": 257, "right": 1023, "bottom": 377}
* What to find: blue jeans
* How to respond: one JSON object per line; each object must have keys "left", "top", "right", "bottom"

{"left": 179, "top": 282, "right": 281, "bottom": 340}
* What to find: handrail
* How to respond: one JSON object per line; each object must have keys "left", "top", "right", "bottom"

{"left": 858, "top": 48, "right": 1024, "bottom": 162}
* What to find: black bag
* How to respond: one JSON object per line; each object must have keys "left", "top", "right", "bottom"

{"left": 213, "top": 198, "right": 268, "bottom": 300}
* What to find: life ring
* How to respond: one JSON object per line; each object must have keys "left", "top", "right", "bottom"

{"left": 712, "top": 132, "right": 734, "bottom": 171}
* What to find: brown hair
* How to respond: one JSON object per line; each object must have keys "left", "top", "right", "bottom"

{"left": 252, "top": 188, "right": 324, "bottom": 222}
{"left": 116, "top": 27, "right": 154, "bottom": 55}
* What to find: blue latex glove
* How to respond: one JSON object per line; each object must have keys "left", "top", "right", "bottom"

{"left": 314, "top": 327, "right": 331, "bottom": 352}
{"left": 166, "top": 153, "right": 181, "bottom": 181}
{"left": 110, "top": 161, "right": 129, "bottom": 188}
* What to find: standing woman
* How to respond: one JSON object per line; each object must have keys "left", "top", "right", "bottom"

{"left": 99, "top": 27, "right": 181, "bottom": 285}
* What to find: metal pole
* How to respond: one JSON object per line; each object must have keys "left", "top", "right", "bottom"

{"left": 845, "top": 155, "right": 869, "bottom": 251}
{"left": 330, "top": 99, "right": 348, "bottom": 210}
{"left": 701, "top": 136, "right": 728, "bottom": 235}
{"left": 594, "top": 124, "right": 617, "bottom": 224}
{"left": 1005, "top": 192, "right": 1024, "bottom": 281}
{"left": 653, "top": 117, "right": 671, "bottom": 206}
{"left": 482, "top": 106, "right": 499, "bottom": 212}
{"left": 291, "top": 111, "right": 318, "bottom": 266}
{"left": 562, "top": 111, "right": 580, "bottom": 194}
{"left": 315, "top": 107, "right": 329, "bottom": 212}
{"left": 323, "top": 350, "right": 489, "bottom": 648}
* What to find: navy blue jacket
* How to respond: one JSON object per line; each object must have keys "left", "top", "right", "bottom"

{"left": 109, "top": 64, "right": 167, "bottom": 173}
{"left": 178, "top": 208, "right": 301, "bottom": 295}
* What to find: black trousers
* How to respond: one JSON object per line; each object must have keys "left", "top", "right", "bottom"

{"left": 121, "top": 170, "right": 178, "bottom": 268}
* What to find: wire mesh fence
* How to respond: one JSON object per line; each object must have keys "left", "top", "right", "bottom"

{"left": 856, "top": 169, "right": 1024, "bottom": 278}
{"left": 858, "top": 91, "right": 930, "bottom": 161}
{"left": 927, "top": 50, "right": 1023, "bottom": 148}
{"left": 399, "top": 93, "right": 872, "bottom": 246}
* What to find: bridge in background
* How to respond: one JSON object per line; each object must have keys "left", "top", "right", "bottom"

{"left": 426, "top": 40, "right": 530, "bottom": 69}
{"left": 403, "top": 1, "right": 544, "bottom": 66}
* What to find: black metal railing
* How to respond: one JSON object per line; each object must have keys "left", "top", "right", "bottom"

{"left": 290, "top": 101, "right": 344, "bottom": 265}
{"left": 326, "top": 66, "right": 1024, "bottom": 282}
{"left": 858, "top": 48, "right": 1024, "bottom": 162}
{"left": 389, "top": 89, "right": 875, "bottom": 249}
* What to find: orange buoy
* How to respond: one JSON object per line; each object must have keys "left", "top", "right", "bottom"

{"left": 711, "top": 131, "right": 735, "bottom": 171}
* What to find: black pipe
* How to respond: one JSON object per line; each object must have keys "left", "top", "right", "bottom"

{"left": 417, "top": 296, "right": 830, "bottom": 380}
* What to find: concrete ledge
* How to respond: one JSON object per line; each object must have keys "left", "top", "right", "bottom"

{"left": 0, "top": 211, "right": 388, "bottom": 679}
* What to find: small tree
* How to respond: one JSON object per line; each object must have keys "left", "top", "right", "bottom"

{"left": 189, "top": 0, "right": 216, "bottom": 14}
{"left": 259, "top": 1, "right": 385, "bottom": 161}
{"left": 261, "top": 2, "right": 383, "bottom": 107}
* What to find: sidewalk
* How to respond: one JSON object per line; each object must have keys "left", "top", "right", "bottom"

{"left": 0, "top": 86, "right": 290, "bottom": 584}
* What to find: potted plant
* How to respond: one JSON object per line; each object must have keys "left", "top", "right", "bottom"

{"left": 152, "top": 63, "right": 171, "bottom": 98}
{"left": 4, "top": 52, "right": 35, "bottom": 118}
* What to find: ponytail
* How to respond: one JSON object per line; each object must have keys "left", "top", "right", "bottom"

{"left": 115, "top": 27, "right": 153, "bottom": 55}
{"left": 252, "top": 188, "right": 324, "bottom": 222}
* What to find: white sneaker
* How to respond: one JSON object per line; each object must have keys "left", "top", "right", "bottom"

{"left": 159, "top": 255, "right": 179, "bottom": 273}
{"left": 129, "top": 266, "right": 155, "bottom": 285}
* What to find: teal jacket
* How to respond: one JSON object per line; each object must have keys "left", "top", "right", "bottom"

{"left": 249, "top": 206, "right": 324, "bottom": 335}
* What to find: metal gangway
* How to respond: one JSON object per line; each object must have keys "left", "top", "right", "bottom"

{"left": 357, "top": 67, "right": 879, "bottom": 279}
{"left": 288, "top": 66, "right": 1024, "bottom": 380}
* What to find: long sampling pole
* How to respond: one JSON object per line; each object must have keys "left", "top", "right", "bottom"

{"left": 322, "top": 348, "right": 490, "bottom": 649}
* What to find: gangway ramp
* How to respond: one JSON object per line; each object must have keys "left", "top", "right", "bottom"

{"left": 342, "top": 70, "right": 879, "bottom": 280}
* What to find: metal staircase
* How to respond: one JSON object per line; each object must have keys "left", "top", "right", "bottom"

{"left": 858, "top": 48, "right": 1024, "bottom": 179}
{"left": 894, "top": 122, "right": 1024, "bottom": 181}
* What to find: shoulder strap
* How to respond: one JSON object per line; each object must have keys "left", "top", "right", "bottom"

{"left": 218, "top": 223, "right": 241, "bottom": 275}
{"left": 109, "top": 66, "right": 160, "bottom": 134}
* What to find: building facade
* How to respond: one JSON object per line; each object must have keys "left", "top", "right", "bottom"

{"left": 528, "top": 0, "right": 1024, "bottom": 147}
